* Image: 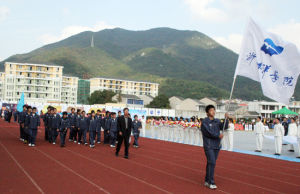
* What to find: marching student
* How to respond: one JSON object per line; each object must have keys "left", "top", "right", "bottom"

{"left": 59, "top": 112, "right": 70, "bottom": 147}
{"left": 115, "top": 108, "right": 132, "bottom": 159}
{"left": 103, "top": 111, "right": 111, "bottom": 144}
{"left": 78, "top": 111, "right": 89, "bottom": 145}
{"left": 109, "top": 112, "right": 118, "bottom": 147}
{"left": 53, "top": 108, "right": 61, "bottom": 143}
{"left": 68, "top": 108, "right": 77, "bottom": 142}
{"left": 24, "top": 106, "right": 32, "bottom": 144}
{"left": 89, "top": 111, "right": 97, "bottom": 148}
{"left": 47, "top": 108, "right": 60, "bottom": 144}
{"left": 28, "top": 107, "right": 40, "bottom": 147}
{"left": 18, "top": 105, "right": 27, "bottom": 142}
{"left": 227, "top": 118, "right": 234, "bottom": 151}
{"left": 254, "top": 116, "right": 265, "bottom": 152}
{"left": 201, "top": 105, "right": 227, "bottom": 190}
{"left": 73, "top": 109, "right": 81, "bottom": 143}
{"left": 43, "top": 106, "right": 51, "bottom": 141}
{"left": 95, "top": 109, "right": 102, "bottom": 144}
{"left": 132, "top": 115, "right": 142, "bottom": 148}
{"left": 288, "top": 118, "right": 298, "bottom": 152}
{"left": 274, "top": 118, "right": 284, "bottom": 155}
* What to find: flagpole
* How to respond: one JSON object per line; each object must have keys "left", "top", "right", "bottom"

{"left": 222, "top": 76, "right": 237, "bottom": 133}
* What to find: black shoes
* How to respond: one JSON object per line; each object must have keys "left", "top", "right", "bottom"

{"left": 288, "top": 150, "right": 295, "bottom": 152}
{"left": 115, "top": 152, "right": 119, "bottom": 157}
{"left": 124, "top": 155, "right": 129, "bottom": 159}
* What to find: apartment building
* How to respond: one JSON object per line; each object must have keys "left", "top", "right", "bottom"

{"left": 3, "top": 62, "right": 65, "bottom": 103}
{"left": 0, "top": 72, "right": 5, "bottom": 100}
{"left": 90, "top": 77, "right": 159, "bottom": 97}
{"left": 61, "top": 76, "right": 78, "bottom": 104}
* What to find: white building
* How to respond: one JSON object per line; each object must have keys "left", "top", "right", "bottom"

{"left": 248, "top": 101, "right": 286, "bottom": 118}
{"left": 61, "top": 76, "right": 78, "bottom": 104}
{"left": 0, "top": 72, "right": 5, "bottom": 101}
{"left": 90, "top": 77, "right": 159, "bottom": 97}
{"left": 2, "top": 62, "right": 78, "bottom": 104}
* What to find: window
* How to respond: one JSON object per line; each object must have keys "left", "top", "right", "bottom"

{"left": 127, "top": 99, "right": 134, "bottom": 104}
{"left": 269, "top": 105, "right": 275, "bottom": 110}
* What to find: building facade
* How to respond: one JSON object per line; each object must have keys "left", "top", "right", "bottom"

{"left": 0, "top": 72, "right": 5, "bottom": 101}
{"left": 61, "top": 76, "right": 78, "bottom": 104}
{"left": 1, "top": 62, "right": 81, "bottom": 104}
{"left": 77, "top": 79, "right": 90, "bottom": 104}
{"left": 90, "top": 77, "right": 159, "bottom": 97}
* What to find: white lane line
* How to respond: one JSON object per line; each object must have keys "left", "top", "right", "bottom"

{"left": 65, "top": 148, "right": 173, "bottom": 194}
{"left": 0, "top": 141, "right": 45, "bottom": 194}
{"left": 34, "top": 147, "right": 111, "bottom": 194}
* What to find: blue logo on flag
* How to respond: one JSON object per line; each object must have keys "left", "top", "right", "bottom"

{"left": 261, "top": 38, "right": 284, "bottom": 56}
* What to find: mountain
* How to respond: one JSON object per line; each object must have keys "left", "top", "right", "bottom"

{"left": 1, "top": 27, "right": 299, "bottom": 100}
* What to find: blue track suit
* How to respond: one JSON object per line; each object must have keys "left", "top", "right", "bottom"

{"left": 59, "top": 117, "right": 70, "bottom": 146}
{"left": 28, "top": 113, "right": 40, "bottom": 145}
{"left": 47, "top": 114, "right": 60, "bottom": 143}
{"left": 18, "top": 111, "right": 27, "bottom": 140}
{"left": 68, "top": 113, "right": 77, "bottom": 141}
{"left": 132, "top": 120, "right": 142, "bottom": 147}
{"left": 89, "top": 117, "right": 97, "bottom": 146}
{"left": 201, "top": 117, "right": 228, "bottom": 185}
{"left": 95, "top": 115, "right": 102, "bottom": 143}
{"left": 108, "top": 118, "right": 118, "bottom": 146}
{"left": 78, "top": 116, "right": 89, "bottom": 144}
{"left": 103, "top": 116, "right": 111, "bottom": 144}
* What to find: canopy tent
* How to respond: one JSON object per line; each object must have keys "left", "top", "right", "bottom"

{"left": 272, "top": 107, "right": 298, "bottom": 115}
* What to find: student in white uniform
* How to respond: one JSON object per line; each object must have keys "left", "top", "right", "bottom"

{"left": 227, "top": 118, "right": 234, "bottom": 151}
{"left": 297, "top": 122, "right": 300, "bottom": 159}
{"left": 255, "top": 116, "right": 265, "bottom": 152}
{"left": 274, "top": 118, "right": 284, "bottom": 155}
{"left": 141, "top": 115, "right": 146, "bottom": 137}
{"left": 288, "top": 118, "right": 298, "bottom": 152}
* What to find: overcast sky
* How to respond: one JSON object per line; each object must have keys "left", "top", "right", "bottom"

{"left": 0, "top": 0, "right": 300, "bottom": 60}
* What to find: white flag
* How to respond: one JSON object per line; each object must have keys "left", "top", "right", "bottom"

{"left": 235, "top": 18, "right": 300, "bottom": 104}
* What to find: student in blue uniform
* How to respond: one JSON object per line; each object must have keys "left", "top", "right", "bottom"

{"left": 201, "top": 105, "right": 228, "bottom": 190}
{"left": 68, "top": 108, "right": 77, "bottom": 142}
{"left": 53, "top": 108, "right": 61, "bottom": 143}
{"left": 109, "top": 112, "right": 118, "bottom": 148}
{"left": 59, "top": 112, "right": 70, "bottom": 147}
{"left": 47, "top": 108, "right": 60, "bottom": 144}
{"left": 28, "top": 107, "right": 40, "bottom": 147}
{"left": 95, "top": 109, "right": 102, "bottom": 144}
{"left": 18, "top": 105, "right": 27, "bottom": 142}
{"left": 43, "top": 106, "right": 51, "bottom": 141}
{"left": 24, "top": 106, "right": 32, "bottom": 144}
{"left": 132, "top": 115, "right": 142, "bottom": 148}
{"left": 89, "top": 111, "right": 97, "bottom": 148}
{"left": 74, "top": 109, "right": 81, "bottom": 144}
{"left": 13, "top": 110, "right": 18, "bottom": 122}
{"left": 103, "top": 111, "right": 111, "bottom": 144}
{"left": 78, "top": 110, "right": 89, "bottom": 145}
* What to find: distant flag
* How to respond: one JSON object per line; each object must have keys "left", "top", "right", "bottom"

{"left": 17, "top": 93, "right": 25, "bottom": 112}
{"left": 234, "top": 18, "right": 300, "bottom": 104}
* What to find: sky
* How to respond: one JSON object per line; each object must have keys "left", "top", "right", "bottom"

{"left": 0, "top": 0, "right": 300, "bottom": 61}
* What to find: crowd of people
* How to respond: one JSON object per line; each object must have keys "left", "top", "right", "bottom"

{"left": 2, "top": 104, "right": 300, "bottom": 190}
{"left": 6, "top": 105, "right": 142, "bottom": 159}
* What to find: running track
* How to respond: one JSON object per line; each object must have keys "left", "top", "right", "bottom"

{"left": 1, "top": 119, "right": 300, "bottom": 194}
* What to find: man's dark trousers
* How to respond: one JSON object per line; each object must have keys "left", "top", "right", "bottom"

{"left": 204, "top": 148, "right": 220, "bottom": 185}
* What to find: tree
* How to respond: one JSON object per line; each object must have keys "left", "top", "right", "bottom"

{"left": 88, "top": 90, "right": 116, "bottom": 105}
{"left": 146, "top": 94, "right": 170, "bottom": 109}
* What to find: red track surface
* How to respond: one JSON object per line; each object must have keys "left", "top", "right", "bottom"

{"left": 1, "top": 119, "right": 300, "bottom": 194}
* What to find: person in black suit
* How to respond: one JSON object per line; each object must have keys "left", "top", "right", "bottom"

{"left": 115, "top": 108, "right": 132, "bottom": 159}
